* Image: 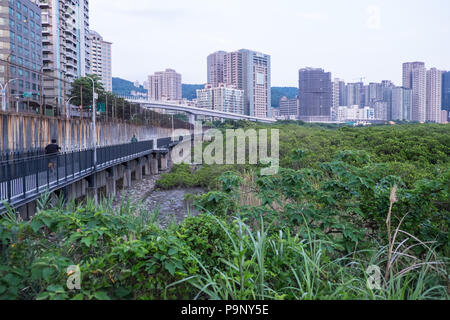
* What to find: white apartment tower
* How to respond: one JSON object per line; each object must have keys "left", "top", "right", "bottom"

{"left": 403, "top": 62, "right": 427, "bottom": 122}
{"left": 196, "top": 84, "right": 244, "bottom": 114}
{"left": 148, "top": 69, "right": 182, "bottom": 101}
{"left": 89, "top": 30, "right": 112, "bottom": 92}
{"left": 426, "top": 68, "right": 442, "bottom": 123}
{"left": 32, "top": 0, "right": 90, "bottom": 109}
{"left": 332, "top": 78, "right": 342, "bottom": 108}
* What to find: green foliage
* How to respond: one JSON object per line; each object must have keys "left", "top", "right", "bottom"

{"left": 112, "top": 77, "right": 147, "bottom": 96}
{"left": 1, "top": 123, "right": 448, "bottom": 300}
{"left": 271, "top": 87, "right": 298, "bottom": 108}
{"left": 156, "top": 164, "right": 237, "bottom": 191}
{"left": 70, "top": 74, "right": 105, "bottom": 107}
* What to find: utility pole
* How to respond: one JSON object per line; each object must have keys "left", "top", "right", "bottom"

{"left": 0, "top": 79, "right": 18, "bottom": 111}
{"left": 65, "top": 96, "right": 77, "bottom": 120}
{"left": 39, "top": 66, "right": 44, "bottom": 115}
{"left": 87, "top": 76, "right": 97, "bottom": 170}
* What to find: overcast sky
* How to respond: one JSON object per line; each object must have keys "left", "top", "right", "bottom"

{"left": 90, "top": 0, "right": 450, "bottom": 87}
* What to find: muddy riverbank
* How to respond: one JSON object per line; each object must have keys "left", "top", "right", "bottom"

{"left": 112, "top": 169, "right": 206, "bottom": 228}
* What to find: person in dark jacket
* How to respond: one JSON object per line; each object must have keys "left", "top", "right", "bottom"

{"left": 45, "top": 139, "right": 61, "bottom": 172}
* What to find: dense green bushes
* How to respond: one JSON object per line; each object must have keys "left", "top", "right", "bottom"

{"left": 0, "top": 123, "right": 449, "bottom": 300}
{"left": 0, "top": 192, "right": 448, "bottom": 300}
{"left": 156, "top": 163, "right": 239, "bottom": 191}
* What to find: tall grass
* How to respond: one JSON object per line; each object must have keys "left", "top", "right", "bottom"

{"left": 168, "top": 207, "right": 449, "bottom": 300}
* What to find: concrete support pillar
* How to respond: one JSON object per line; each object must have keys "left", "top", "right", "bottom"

{"left": 135, "top": 159, "right": 143, "bottom": 181}
{"left": 27, "top": 201, "right": 36, "bottom": 219}
{"left": 18, "top": 205, "right": 28, "bottom": 221}
{"left": 161, "top": 153, "right": 168, "bottom": 171}
{"left": 189, "top": 114, "right": 196, "bottom": 126}
{"left": 87, "top": 187, "right": 98, "bottom": 204}
{"left": 106, "top": 176, "right": 116, "bottom": 198}
{"left": 87, "top": 175, "right": 98, "bottom": 204}
{"left": 151, "top": 154, "right": 159, "bottom": 175}
{"left": 144, "top": 156, "right": 152, "bottom": 176}
{"left": 123, "top": 164, "right": 132, "bottom": 188}
{"left": 167, "top": 148, "right": 173, "bottom": 168}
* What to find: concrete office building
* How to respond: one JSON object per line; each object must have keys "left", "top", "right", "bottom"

{"left": 442, "top": 71, "right": 450, "bottom": 122}
{"left": 148, "top": 69, "right": 182, "bottom": 101}
{"left": 403, "top": 62, "right": 427, "bottom": 122}
{"left": 279, "top": 96, "right": 298, "bottom": 118}
{"left": 391, "top": 87, "right": 412, "bottom": 121}
{"left": 89, "top": 30, "right": 112, "bottom": 92}
{"left": 196, "top": 83, "right": 244, "bottom": 114}
{"left": 207, "top": 51, "right": 226, "bottom": 88}
{"left": 298, "top": 68, "right": 332, "bottom": 121}
{"left": 0, "top": 0, "right": 42, "bottom": 111}
{"left": 426, "top": 68, "right": 442, "bottom": 123}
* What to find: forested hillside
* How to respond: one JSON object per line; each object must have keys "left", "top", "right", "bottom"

{"left": 271, "top": 87, "right": 298, "bottom": 108}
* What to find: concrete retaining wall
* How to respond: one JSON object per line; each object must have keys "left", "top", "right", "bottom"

{"left": 0, "top": 111, "right": 173, "bottom": 152}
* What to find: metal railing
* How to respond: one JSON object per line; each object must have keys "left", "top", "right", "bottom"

{"left": 0, "top": 137, "right": 175, "bottom": 212}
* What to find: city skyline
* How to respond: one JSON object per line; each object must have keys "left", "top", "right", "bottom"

{"left": 90, "top": 0, "right": 450, "bottom": 86}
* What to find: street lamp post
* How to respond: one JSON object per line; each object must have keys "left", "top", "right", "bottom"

{"left": 65, "top": 96, "right": 78, "bottom": 120}
{"left": 0, "top": 79, "right": 19, "bottom": 111}
{"left": 15, "top": 96, "right": 20, "bottom": 112}
{"left": 86, "top": 76, "right": 97, "bottom": 170}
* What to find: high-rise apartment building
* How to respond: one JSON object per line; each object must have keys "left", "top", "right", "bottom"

{"left": 196, "top": 83, "right": 244, "bottom": 114}
{"left": 31, "top": 0, "right": 90, "bottom": 111}
{"left": 218, "top": 49, "right": 271, "bottom": 118}
{"left": 426, "top": 68, "right": 442, "bottom": 123}
{"left": 298, "top": 68, "right": 332, "bottom": 120}
{"left": 367, "top": 83, "right": 384, "bottom": 107}
{"left": 374, "top": 101, "right": 388, "bottom": 121}
{"left": 381, "top": 80, "right": 395, "bottom": 120}
{"left": 207, "top": 51, "right": 226, "bottom": 88}
{"left": 89, "top": 30, "right": 112, "bottom": 92}
{"left": 338, "top": 80, "right": 347, "bottom": 106}
{"left": 403, "top": 62, "right": 427, "bottom": 122}
{"left": 345, "top": 82, "right": 365, "bottom": 107}
{"left": 0, "top": 0, "right": 42, "bottom": 111}
{"left": 442, "top": 71, "right": 450, "bottom": 121}
{"left": 148, "top": 69, "right": 182, "bottom": 101}
{"left": 279, "top": 96, "right": 298, "bottom": 118}
{"left": 391, "top": 87, "right": 412, "bottom": 121}
{"left": 332, "top": 78, "right": 343, "bottom": 108}
{"left": 223, "top": 51, "right": 243, "bottom": 94}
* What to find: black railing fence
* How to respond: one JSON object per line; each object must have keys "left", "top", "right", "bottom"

{"left": 0, "top": 137, "right": 177, "bottom": 211}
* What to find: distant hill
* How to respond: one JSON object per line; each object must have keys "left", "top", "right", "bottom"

{"left": 183, "top": 85, "right": 298, "bottom": 108}
{"left": 182, "top": 84, "right": 204, "bottom": 100}
{"left": 113, "top": 78, "right": 297, "bottom": 108}
{"left": 112, "top": 77, "right": 147, "bottom": 96}
{"left": 271, "top": 87, "right": 298, "bottom": 108}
